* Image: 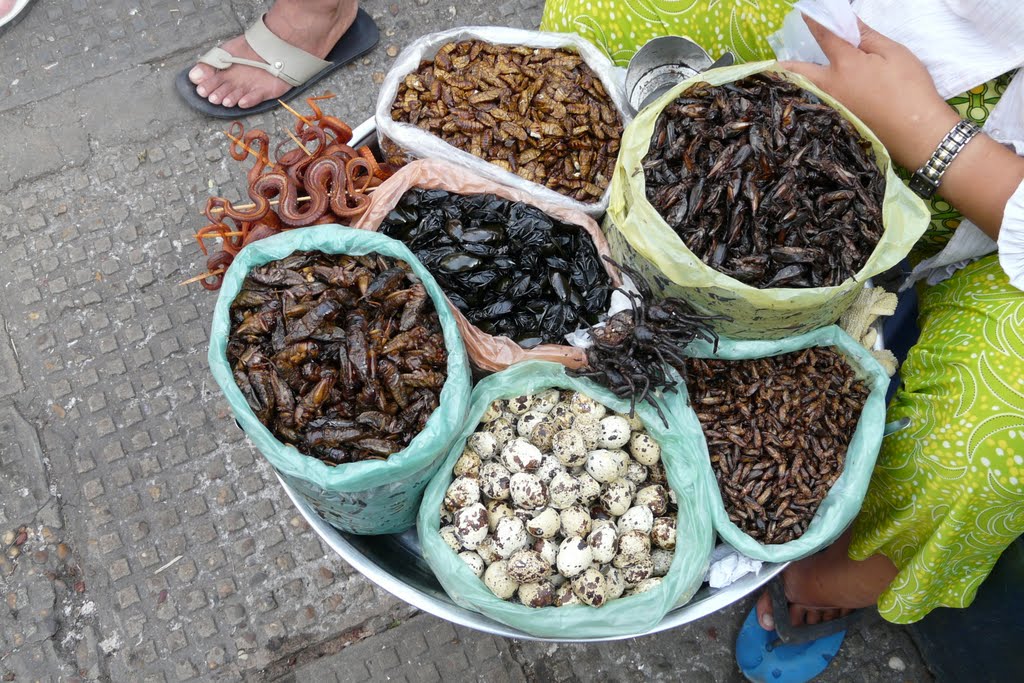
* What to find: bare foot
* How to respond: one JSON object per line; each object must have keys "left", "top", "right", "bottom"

{"left": 188, "top": 0, "right": 357, "bottom": 109}
{"left": 755, "top": 530, "right": 898, "bottom": 631}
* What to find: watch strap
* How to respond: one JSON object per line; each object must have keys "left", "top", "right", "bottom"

{"left": 909, "top": 119, "right": 982, "bottom": 199}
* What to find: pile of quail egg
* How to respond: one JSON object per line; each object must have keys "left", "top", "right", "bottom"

{"left": 439, "top": 390, "right": 679, "bottom": 608}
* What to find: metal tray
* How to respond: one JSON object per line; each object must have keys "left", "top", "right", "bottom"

{"left": 271, "top": 118, "right": 786, "bottom": 643}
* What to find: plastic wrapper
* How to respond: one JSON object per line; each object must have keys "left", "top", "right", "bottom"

{"left": 208, "top": 225, "right": 472, "bottom": 534}
{"left": 606, "top": 61, "right": 931, "bottom": 339}
{"left": 355, "top": 159, "right": 622, "bottom": 372}
{"left": 416, "top": 361, "right": 714, "bottom": 639}
{"left": 374, "top": 26, "right": 631, "bottom": 218}
{"left": 683, "top": 326, "right": 890, "bottom": 563}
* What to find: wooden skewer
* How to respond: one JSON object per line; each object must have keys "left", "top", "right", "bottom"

{"left": 222, "top": 131, "right": 265, "bottom": 161}
{"left": 195, "top": 231, "right": 245, "bottom": 240}
{"left": 285, "top": 128, "right": 314, "bottom": 157}
{"left": 180, "top": 268, "right": 226, "bottom": 286}
{"left": 277, "top": 99, "right": 313, "bottom": 127}
{"left": 201, "top": 196, "right": 312, "bottom": 216}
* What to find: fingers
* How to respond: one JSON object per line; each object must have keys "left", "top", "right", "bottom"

{"left": 803, "top": 15, "right": 860, "bottom": 64}
{"left": 855, "top": 18, "right": 900, "bottom": 57}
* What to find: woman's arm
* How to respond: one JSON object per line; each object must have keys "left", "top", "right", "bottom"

{"left": 781, "top": 18, "right": 1024, "bottom": 240}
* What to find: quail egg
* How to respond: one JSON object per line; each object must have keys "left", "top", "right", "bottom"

{"left": 547, "top": 402, "right": 575, "bottom": 431}
{"left": 518, "top": 580, "right": 555, "bottom": 608}
{"left": 635, "top": 484, "right": 669, "bottom": 515}
{"left": 506, "top": 394, "right": 534, "bottom": 415}
{"left": 585, "top": 449, "right": 628, "bottom": 484}
{"left": 484, "top": 499, "right": 515, "bottom": 532}
{"left": 506, "top": 549, "right": 551, "bottom": 584}
{"left": 483, "top": 560, "right": 519, "bottom": 599}
{"left": 600, "top": 479, "right": 635, "bottom": 516}
{"left": 526, "top": 508, "right": 561, "bottom": 539}
{"left": 528, "top": 416, "right": 558, "bottom": 451}
{"left": 621, "top": 557, "right": 654, "bottom": 586}
{"left": 479, "top": 462, "right": 511, "bottom": 500}
{"left": 587, "top": 526, "right": 617, "bottom": 564}
{"left": 568, "top": 392, "right": 607, "bottom": 419}
{"left": 509, "top": 472, "right": 547, "bottom": 510}
{"left": 453, "top": 448, "right": 481, "bottom": 477}
{"left": 617, "top": 506, "right": 654, "bottom": 534}
{"left": 453, "top": 503, "right": 488, "bottom": 550}
{"left": 554, "top": 581, "right": 581, "bottom": 606}
{"left": 572, "top": 415, "right": 602, "bottom": 450}
{"left": 616, "top": 411, "right": 645, "bottom": 432}
{"left": 516, "top": 410, "right": 547, "bottom": 439}
{"left": 547, "top": 470, "right": 580, "bottom": 509}
{"left": 556, "top": 536, "right": 593, "bottom": 578}
{"left": 483, "top": 417, "right": 516, "bottom": 450}
{"left": 625, "top": 461, "right": 649, "bottom": 485}
{"left": 630, "top": 577, "right": 663, "bottom": 595}
{"left": 559, "top": 504, "right": 593, "bottom": 538}
{"left": 576, "top": 472, "right": 602, "bottom": 505}
{"left": 530, "top": 388, "right": 561, "bottom": 414}
{"left": 598, "top": 415, "right": 631, "bottom": 449}
{"left": 493, "top": 516, "right": 529, "bottom": 558}
{"left": 533, "top": 537, "right": 559, "bottom": 566}
{"left": 479, "top": 400, "right": 505, "bottom": 423}
{"left": 501, "top": 438, "right": 543, "bottom": 473}
{"left": 467, "top": 431, "right": 498, "bottom": 460}
{"left": 439, "top": 525, "right": 462, "bottom": 553}
{"left": 459, "top": 551, "right": 485, "bottom": 578}
{"left": 615, "top": 529, "right": 652, "bottom": 565}
{"left": 651, "top": 549, "right": 673, "bottom": 577}
{"left": 652, "top": 516, "right": 677, "bottom": 550}
{"left": 572, "top": 567, "right": 608, "bottom": 607}
{"left": 476, "top": 537, "right": 501, "bottom": 565}
{"left": 444, "top": 476, "right": 481, "bottom": 511}
{"left": 603, "top": 566, "right": 626, "bottom": 600}
{"left": 551, "top": 429, "right": 587, "bottom": 467}
{"left": 629, "top": 432, "right": 661, "bottom": 466}
{"left": 534, "top": 455, "right": 565, "bottom": 484}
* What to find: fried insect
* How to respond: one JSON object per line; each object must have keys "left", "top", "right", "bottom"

{"left": 227, "top": 251, "right": 448, "bottom": 465}
{"left": 685, "top": 348, "right": 870, "bottom": 544}
{"left": 644, "top": 73, "right": 885, "bottom": 289}
{"left": 390, "top": 40, "right": 623, "bottom": 202}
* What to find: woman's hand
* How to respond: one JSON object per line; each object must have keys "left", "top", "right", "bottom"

{"left": 780, "top": 18, "right": 960, "bottom": 171}
{"left": 782, "top": 16, "right": 1024, "bottom": 239}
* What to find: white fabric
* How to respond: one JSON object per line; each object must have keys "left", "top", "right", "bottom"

{"left": 774, "top": 0, "right": 1024, "bottom": 291}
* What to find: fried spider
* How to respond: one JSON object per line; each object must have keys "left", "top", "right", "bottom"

{"left": 570, "top": 258, "right": 722, "bottom": 424}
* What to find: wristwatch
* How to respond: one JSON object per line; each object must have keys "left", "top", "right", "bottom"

{"left": 908, "top": 119, "right": 982, "bottom": 199}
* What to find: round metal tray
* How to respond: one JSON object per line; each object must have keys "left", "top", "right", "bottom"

{"left": 271, "top": 117, "right": 785, "bottom": 642}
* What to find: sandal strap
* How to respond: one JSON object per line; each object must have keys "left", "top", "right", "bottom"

{"left": 197, "top": 13, "right": 331, "bottom": 88}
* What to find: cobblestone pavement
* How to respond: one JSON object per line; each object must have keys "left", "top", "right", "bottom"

{"left": 0, "top": 1, "right": 932, "bottom": 681}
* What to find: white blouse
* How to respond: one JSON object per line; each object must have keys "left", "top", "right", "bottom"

{"left": 808, "top": 0, "right": 1024, "bottom": 291}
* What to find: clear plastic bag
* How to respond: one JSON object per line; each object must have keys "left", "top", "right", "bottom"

{"left": 416, "top": 361, "right": 714, "bottom": 639}
{"left": 354, "top": 159, "right": 622, "bottom": 371}
{"left": 682, "top": 326, "right": 890, "bottom": 563}
{"left": 207, "top": 225, "right": 472, "bottom": 535}
{"left": 606, "top": 61, "right": 931, "bottom": 339}
{"left": 374, "top": 26, "right": 632, "bottom": 218}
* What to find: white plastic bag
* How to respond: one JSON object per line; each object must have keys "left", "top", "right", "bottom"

{"left": 374, "top": 26, "right": 632, "bottom": 218}
{"left": 769, "top": 0, "right": 860, "bottom": 64}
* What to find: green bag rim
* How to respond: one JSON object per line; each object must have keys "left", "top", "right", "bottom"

{"left": 207, "top": 225, "right": 471, "bottom": 493}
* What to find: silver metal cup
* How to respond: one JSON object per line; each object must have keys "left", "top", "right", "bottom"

{"left": 625, "top": 36, "right": 733, "bottom": 115}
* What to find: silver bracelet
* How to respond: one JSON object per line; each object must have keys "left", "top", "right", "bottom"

{"left": 909, "top": 119, "right": 982, "bottom": 199}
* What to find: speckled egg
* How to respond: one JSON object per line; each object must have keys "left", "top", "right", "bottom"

{"left": 572, "top": 568, "right": 608, "bottom": 607}
{"left": 621, "top": 557, "right": 654, "bottom": 586}
{"left": 528, "top": 416, "right": 558, "bottom": 451}
{"left": 651, "top": 549, "right": 673, "bottom": 577}
{"left": 554, "top": 581, "right": 581, "bottom": 606}
{"left": 526, "top": 508, "right": 561, "bottom": 539}
{"left": 531, "top": 389, "right": 561, "bottom": 414}
{"left": 506, "top": 394, "right": 534, "bottom": 415}
{"left": 603, "top": 566, "right": 626, "bottom": 600}
{"left": 547, "top": 403, "right": 575, "bottom": 431}
{"left": 571, "top": 415, "right": 603, "bottom": 450}
{"left": 625, "top": 462, "right": 649, "bottom": 485}
{"left": 585, "top": 449, "right": 628, "bottom": 484}
{"left": 590, "top": 518, "right": 616, "bottom": 533}
{"left": 485, "top": 499, "right": 515, "bottom": 532}
{"left": 600, "top": 479, "right": 635, "bottom": 516}
{"left": 516, "top": 409, "right": 546, "bottom": 438}
{"left": 576, "top": 472, "right": 602, "bottom": 505}
{"left": 556, "top": 536, "right": 593, "bottom": 578}
{"left": 547, "top": 471, "right": 580, "bottom": 509}
{"left": 629, "top": 432, "right": 661, "bottom": 466}
{"left": 440, "top": 508, "right": 454, "bottom": 526}
{"left": 534, "top": 455, "right": 565, "bottom": 485}
{"left": 483, "top": 418, "right": 515, "bottom": 450}
{"left": 598, "top": 416, "right": 631, "bottom": 449}
{"left": 635, "top": 485, "right": 669, "bottom": 515}
{"left": 493, "top": 517, "right": 529, "bottom": 558}
{"left": 439, "top": 525, "right": 462, "bottom": 553}
{"left": 513, "top": 507, "right": 535, "bottom": 526}
{"left": 479, "top": 462, "right": 511, "bottom": 501}
{"left": 559, "top": 504, "right": 592, "bottom": 538}
{"left": 476, "top": 537, "right": 501, "bottom": 565}
{"left": 616, "top": 411, "right": 645, "bottom": 432}
{"left": 484, "top": 560, "right": 519, "bottom": 599}
{"left": 501, "top": 438, "right": 543, "bottom": 473}
{"left": 453, "top": 503, "right": 488, "bottom": 550}
{"left": 479, "top": 400, "right": 505, "bottom": 423}
{"left": 453, "top": 448, "right": 481, "bottom": 478}
{"left": 533, "top": 537, "right": 559, "bottom": 566}
{"left": 444, "top": 476, "right": 481, "bottom": 511}
{"left": 506, "top": 549, "right": 551, "bottom": 584}
{"left": 652, "top": 516, "right": 677, "bottom": 550}
{"left": 459, "top": 551, "right": 485, "bottom": 578}
{"left": 615, "top": 529, "right": 652, "bottom": 562}
{"left": 617, "top": 506, "right": 654, "bottom": 535}
{"left": 466, "top": 431, "right": 498, "bottom": 460}
{"left": 518, "top": 580, "right": 555, "bottom": 608}
{"left": 630, "top": 577, "right": 662, "bottom": 594}
{"left": 509, "top": 472, "right": 547, "bottom": 510}
{"left": 551, "top": 429, "right": 587, "bottom": 467}
{"left": 588, "top": 526, "right": 617, "bottom": 564}
{"left": 568, "top": 392, "right": 607, "bottom": 419}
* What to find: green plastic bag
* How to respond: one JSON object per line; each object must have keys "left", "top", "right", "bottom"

{"left": 416, "top": 361, "right": 714, "bottom": 639}
{"left": 683, "top": 326, "right": 890, "bottom": 562}
{"left": 606, "top": 61, "right": 931, "bottom": 339}
{"left": 208, "top": 225, "right": 472, "bottom": 535}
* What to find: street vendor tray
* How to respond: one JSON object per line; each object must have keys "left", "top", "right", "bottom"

{"left": 275, "top": 118, "right": 787, "bottom": 642}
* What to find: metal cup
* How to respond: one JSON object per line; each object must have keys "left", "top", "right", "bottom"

{"left": 625, "top": 36, "right": 729, "bottom": 115}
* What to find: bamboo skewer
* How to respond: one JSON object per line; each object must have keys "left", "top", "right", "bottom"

{"left": 277, "top": 99, "right": 314, "bottom": 127}
{"left": 285, "top": 128, "right": 314, "bottom": 157}
{"left": 196, "top": 231, "right": 245, "bottom": 240}
{"left": 201, "top": 196, "right": 312, "bottom": 216}
{"left": 180, "top": 268, "right": 225, "bottom": 286}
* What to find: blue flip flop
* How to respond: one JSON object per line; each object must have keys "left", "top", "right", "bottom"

{"left": 736, "top": 578, "right": 876, "bottom": 682}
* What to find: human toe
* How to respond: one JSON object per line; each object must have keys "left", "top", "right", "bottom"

{"left": 221, "top": 87, "right": 246, "bottom": 109}
{"left": 755, "top": 590, "right": 774, "bottom": 631}
{"left": 189, "top": 63, "right": 215, "bottom": 85}
{"left": 207, "top": 82, "right": 234, "bottom": 105}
